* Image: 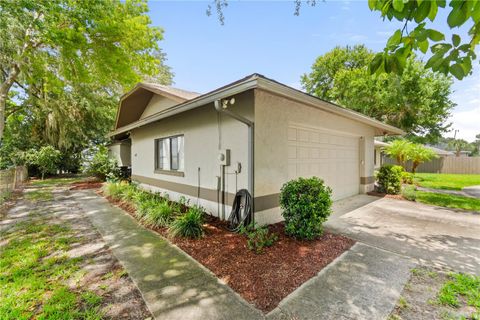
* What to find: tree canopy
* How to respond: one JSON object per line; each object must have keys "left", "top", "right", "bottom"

{"left": 301, "top": 45, "right": 455, "bottom": 143}
{"left": 0, "top": 0, "right": 172, "bottom": 169}
{"left": 367, "top": 0, "right": 479, "bottom": 80}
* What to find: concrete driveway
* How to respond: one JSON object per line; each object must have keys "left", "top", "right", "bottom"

{"left": 325, "top": 195, "right": 480, "bottom": 274}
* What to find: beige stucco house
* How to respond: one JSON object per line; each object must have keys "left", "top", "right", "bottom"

{"left": 374, "top": 140, "right": 390, "bottom": 169}
{"left": 109, "top": 74, "right": 403, "bottom": 224}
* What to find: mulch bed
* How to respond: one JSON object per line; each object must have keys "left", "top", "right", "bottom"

{"left": 367, "top": 191, "right": 405, "bottom": 200}
{"left": 101, "top": 192, "right": 355, "bottom": 313}
{"left": 69, "top": 180, "right": 103, "bottom": 190}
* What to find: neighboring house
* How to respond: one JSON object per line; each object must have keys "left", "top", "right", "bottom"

{"left": 109, "top": 74, "right": 403, "bottom": 224}
{"left": 425, "top": 146, "right": 455, "bottom": 157}
{"left": 374, "top": 140, "right": 390, "bottom": 169}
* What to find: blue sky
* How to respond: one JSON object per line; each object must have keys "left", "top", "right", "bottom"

{"left": 148, "top": 0, "right": 480, "bottom": 142}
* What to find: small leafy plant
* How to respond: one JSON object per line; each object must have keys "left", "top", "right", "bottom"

{"left": 377, "top": 164, "right": 403, "bottom": 195}
{"left": 239, "top": 223, "right": 278, "bottom": 254}
{"left": 103, "top": 182, "right": 127, "bottom": 200}
{"left": 280, "top": 176, "right": 332, "bottom": 240}
{"left": 401, "top": 185, "right": 417, "bottom": 201}
{"left": 401, "top": 171, "right": 414, "bottom": 184}
{"left": 169, "top": 206, "right": 205, "bottom": 239}
{"left": 85, "top": 146, "right": 121, "bottom": 181}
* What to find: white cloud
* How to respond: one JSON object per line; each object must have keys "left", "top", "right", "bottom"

{"left": 450, "top": 106, "right": 480, "bottom": 142}
{"left": 449, "top": 60, "right": 480, "bottom": 142}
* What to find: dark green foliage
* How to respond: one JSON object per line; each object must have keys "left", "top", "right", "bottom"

{"left": 280, "top": 177, "right": 332, "bottom": 240}
{"left": 377, "top": 165, "right": 404, "bottom": 194}
{"left": 301, "top": 46, "right": 454, "bottom": 143}
{"left": 23, "top": 146, "right": 62, "bottom": 179}
{"left": 85, "top": 146, "right": 121, "bottom": 181}
{"left": 367, "top": 0, "right": 479, "bottom": 80}
{"left": 169, "top": 206, "right": 205, "bottom": 239}
{"left": 239, "top": 223, "right": 278, "bottom": 254}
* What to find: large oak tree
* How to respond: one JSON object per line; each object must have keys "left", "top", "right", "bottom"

{"left": 301, "top": 45, "right": 455, "bottom": 143}
{"left": 0, "top": 0, "right": 171, "bottom": 142}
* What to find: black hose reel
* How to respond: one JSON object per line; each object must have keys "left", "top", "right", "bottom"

{"left": 227, "top": 189, "right": 253, "bottom": 231}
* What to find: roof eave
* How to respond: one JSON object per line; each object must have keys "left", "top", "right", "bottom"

{"left": 110, "top": 74, "right": 405, "bottom": 137}
{"left": 255, "top": 77, "right": 405, "bottom": 136}
{"left": 109, "top": 76, "right": 260, "bottom": 137}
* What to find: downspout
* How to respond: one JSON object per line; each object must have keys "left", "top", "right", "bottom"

{"left": 214, "top": 99, "right": 255, "bottom": 225}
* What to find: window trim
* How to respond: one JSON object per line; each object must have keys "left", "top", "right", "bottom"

{"left": 154, "top": 134, "right": 185, "bottom": 175}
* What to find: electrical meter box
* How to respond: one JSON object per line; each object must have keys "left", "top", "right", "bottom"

{"left": 218, "top": 149, "right": 231, "bottom": 166}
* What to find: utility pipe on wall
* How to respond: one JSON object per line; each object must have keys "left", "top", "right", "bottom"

{"left": 214, "top": 99, "right": 255, "bottom": 224}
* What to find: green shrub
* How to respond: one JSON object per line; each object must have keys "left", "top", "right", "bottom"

{"left": 402, "top": 185, "right": 417, "bottom": 201}
{"left": 103, "top": 182, "right": 127, "bottom": 200}
{"left": 135, "top": 196, "right": 157, "bottom": 219}
{"left": 23, "top": 146, "right": 62, "bottom": 179}
{"left": 279, "top": 177, "right": 332, "bottom": 240}
{"left": 142, "top": 200, "right": 175, "bottom": 228}
{"left": 120, "top": 183, "right": 140, "bottom": 202}
{"left": 169, "top": 206, "right": 205, "bottom": 239}
{"left": 239, "top": 223, "right": 278, "bottom": 254}
{"left": 85, "top": 146, "right": 121, "bottom": 181}
{"left": 401, "top": 171, "right": 414, "bottom": 184}
{"left": 377, "top": 164, "right": 403, "bottom": 195}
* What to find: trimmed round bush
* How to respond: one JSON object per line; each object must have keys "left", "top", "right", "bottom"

{"left": 279, "top": 177, "right": 333, "bottom": 240}
{"left": 377, "top": 164, "right": 403, "bottom": 194}
{"left": 169, "top": 206, "right": 204, "bottom": 239}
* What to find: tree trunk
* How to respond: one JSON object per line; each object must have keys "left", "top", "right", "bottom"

{"left": 0, "top": 64, "right": 21, "bottom": 141}
{"left": 412, "top": 162, "right": 418, "bottom": 174}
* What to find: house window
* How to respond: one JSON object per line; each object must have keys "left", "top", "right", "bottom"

{"left": 155, "top": 135, "right": 184, "bottom": 172}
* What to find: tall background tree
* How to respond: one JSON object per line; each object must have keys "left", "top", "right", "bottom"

{"left": 301, "top": 45, "right": 455, "bottom": 143}
{"left": 0, "top": 0, "right": 172, "bottom": 170}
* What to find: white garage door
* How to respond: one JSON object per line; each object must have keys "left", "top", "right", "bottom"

{"left": 287, "top": 124, "right": 360, "bottom": 200}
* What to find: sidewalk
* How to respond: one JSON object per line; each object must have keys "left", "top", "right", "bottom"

{"left": 266, "top": 243, "right": 415, "bottom": 320}
{"left": 73, "top": 190, "right": 263, "bottom": 320}
{"left": 74, "top": 190, "right": 415, "bottom": 320}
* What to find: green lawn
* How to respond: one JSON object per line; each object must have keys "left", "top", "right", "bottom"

{"left": 416, "top": 191, "right": 480, "bottom": 212}
{"left": 29, "top": 176, "right": 87, "bottom": 188}
{"left": 438, "top": 272, "right": 480, "bottom": 318}
{"left": 0, "top": 220, "right": 104, "bottom": 319}
{"left": 414, "top": 173, "right": 480, "bottom": 191}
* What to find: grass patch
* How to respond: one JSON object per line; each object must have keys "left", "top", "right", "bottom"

{"left": 438, "top": 273, "right": 480, "bottom": 317}
{"left": 0, "top": 220, "right": 104, "bottom": 319}
{"left": 24, "top": 189, "right": 54, "bottom": 202}
{"left": 415, "top": 173, "right": 480, "bottom": 191}
{"left": 30, "top": 176, "right": 86, "bottom": 188}
{"left": 416, "top": 191, "right": 480, "bottom": 212}
{"left": 0, "top": 190, "right": 12, "bottom": 205}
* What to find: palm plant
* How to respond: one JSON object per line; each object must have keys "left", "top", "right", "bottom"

{"left": 409, "top": 144, "right": 437, "bottom": 174}
{"left": 385, "top": 139, "right": 413, "bottom": 169}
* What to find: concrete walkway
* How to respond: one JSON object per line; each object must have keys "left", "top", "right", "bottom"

{"left": 416, "top": 185, "right": 480, "bottom": 199}
{"left": 326, "top": 195, "right": 480, "bottom": 274}
{"left": 72, "top": 190, "right": 415, "bottom": 320}
{"left": 266, "top": 243, "right": 414, "bottom": 320}
{"left": 73, "top": 190, "right": 263, "bottom": 320}
{"left": 464, "top": 185, "right": 480, "bottom": 198}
